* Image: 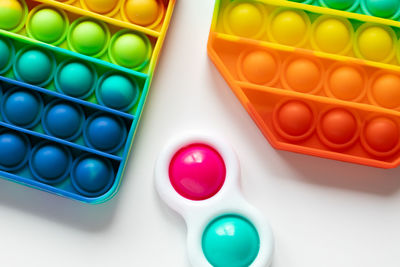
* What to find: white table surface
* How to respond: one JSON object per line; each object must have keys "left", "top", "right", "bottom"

{"left": 1, "top": 1, "right": 400, "bottom": 266}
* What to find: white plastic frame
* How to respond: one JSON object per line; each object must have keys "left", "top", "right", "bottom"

{"left": 155, "top": 133, "right": 274, "bottom": 267}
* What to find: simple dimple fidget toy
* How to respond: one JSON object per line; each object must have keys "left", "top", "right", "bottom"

{"left": 155, "top": 134, "right": 274, "bottom": 267}
{"left": 0, "top": 0, "right": 175, "bottom": 203}
{"left": 208, "top": 0, "right": 400, "bottom": 168}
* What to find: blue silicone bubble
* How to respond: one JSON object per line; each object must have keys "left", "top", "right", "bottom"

{"left": 0, "top": 131, "right": 30, "bottom": 171}
{"left": 1, "top": 89, "right": 43, "bottom": 128}
{"left": 96, "top": 73, "right": 139, "bottom": 111}
{"left": 202, "top": 215, "right": 260, "bottom": 267}
{"left": 29, "top": 142, "right": 72, "bottom": 184}
{"left": 0, "top": 37, "right": 13, "bottom": 73}
{"left": 71, "top": 155, "right": 114, "bottom": 197}
{"left": 84, "top": 113, "right": 127, "bottom": 153}
{"left": 14, "top": 47, "right": 55, "bottom": 86}
{"left": 55, "top": 60, "right": 97, "bottom": 99}
{"left": 42, "top": 100, "right": 84, "bottom": 141}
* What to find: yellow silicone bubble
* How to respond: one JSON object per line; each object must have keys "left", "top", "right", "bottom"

{"left": 0, "top": 0, "right": 25, "bottom": 31}
{"left": 269, "top": 9, "right": 309, "bottom": 46}
{"left": 82, "top": 0, "right": 119, "bottom": 14}
{"left": 313, "top": 17, "right": 351, "bottom": 54}
{"left": 356, "top": 25, "right": 395, "bottom": 62}
{"left": 124, "top": 0, "right": 160, "bottom": 26}
{"left": 224, "top": 2, "right": 265, "bottom": 38}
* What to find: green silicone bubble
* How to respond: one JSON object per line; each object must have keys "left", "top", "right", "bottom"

{"left": 97, "top": 74, "right": 138, "bottom": 111}
{"left": 0, "top": 38, "right": 11, "bottom": 71}
{"left": 69, "top": 20, "right": 109, "bottom": 56}
{"left": 15, "top": 49, "right": 54, "bottom": 85}
{"left": 28, "top": 8, "right": 67, "bottom": 44}
{"left": 364, "top": 0, "right": 399, "bottom": 18}
{"left": 0, "top": 0, "right": 25, "bottom": 30}
{"left": 202, "top": 215, "right": 260, "bottom": 267}
{"left": 322, "top": 0, "right": 357, "bottom": 10}
{"left": 110, "top": 32, "right": 150, "bottom": 69}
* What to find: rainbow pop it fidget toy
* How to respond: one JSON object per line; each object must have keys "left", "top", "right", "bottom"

{"left": 208, "top": 0, "right": 400, "bottom": 168}
{"left": 0, "top": 0, "right": 175, "bottom": 203}
{"left": 155, "top": 134, "right": 274, "bottom": 267}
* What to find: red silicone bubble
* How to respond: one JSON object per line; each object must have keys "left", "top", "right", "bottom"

{"left": 169, "top": 144, "right": 226, "bottom": 201}
{"left": 274, "top": 100, "right": 314, "bottom": 141}
{"left": 363, "top": 117, "right": 399, "bottom": 154}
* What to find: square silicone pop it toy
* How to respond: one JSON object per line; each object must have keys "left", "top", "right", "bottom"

{"left": 0, "top": 0, "right": 175, "bottom": 203}
{"left": 208, "top": 0, "right": 400, "bottom": 169}
{"left": 155, "top": 134, "right": 274, "bottom": 267}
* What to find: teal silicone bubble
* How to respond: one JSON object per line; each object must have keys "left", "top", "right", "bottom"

{"left": 109, "top": 30, "right": 152, "bottom": 70}
{"left": 27, "top": 6, "right": 69, "bottom": 45}
{"left": 360, "top": 0, "right": 400, "bottom": 19}
{"left": 68, "top": 18, "right": 110, "bottom": 57}
{"left": 55, "top": 60, "right": 97, "bottom": 99}
{"left": 0, "top": 37, "right": 14, "bottom": 74}
{"left": 96, "top": 72, "right": 139, "bottom": 111}
{"left": 202, "top": 215, "right": 260, "bottom": 267}
{"left": 14, "top": 47, "right": 55, "bottom": 87}
{"left": 0, "top": 0, "right": 28, "bottom": 32}
{"left": 319, "top": 0, "right": 360, "bottom": 11}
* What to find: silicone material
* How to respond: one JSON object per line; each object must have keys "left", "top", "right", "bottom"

{"left": 202, "top": 215, "right": 261, "bottom": 267}
{"left": 36, "top": 0, "right": 167, "bottom": 33}
{"left": 288, "top": 0, "right": 400, "bottom": 20}
{"left": 208, "top": 0, "right": 400, "bottom": 168}
{"left": 0, "top": 0, "right": 176, "bottom": 203}
{"left": 169, "top": 143, "right": 226, "bottom": 200}
{"left": 155, "top": 134, "right": 274, "bottom": 267}
{"left": 0, "top": 0, "right": 155, "bottom": 72}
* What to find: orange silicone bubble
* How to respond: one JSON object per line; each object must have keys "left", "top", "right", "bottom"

{"left": 362, "top": 117, "right": 400, "bottom": 157}
{"left": 318, "top": 108, "right": 359, "bottom": 149}
{"left": 273, "top": 100, "right": 315, "bottom": 141}
{"left": 369, "top": 72, "right": 400, "bottom": 109}
{"left": 283, "top": 58, "right": 322, "bottom": 93}
{"left": 238, "top": 50, "right": 278, "bottom": 85}
{"left": 326, "top": 65, "right": 365, "bottom": 101}
{"left": 208, "top": 0, "right": 400, "bottom": 168}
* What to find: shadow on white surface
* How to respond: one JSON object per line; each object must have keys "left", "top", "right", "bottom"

{"left": 278, "top": 151, "right": 400, "bottom": 196}
{"left": 0, "top": 175, "right": 122, "bottom": 232}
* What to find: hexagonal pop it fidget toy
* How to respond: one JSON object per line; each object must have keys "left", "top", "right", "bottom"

{"left": 208, "top": 0, "right": 400, "bottom": 168}
{"left": 0, "top": 0, "right": 175, "bottom": 203}
{"left": 155, "top": 134, "right": 274, "bottom": 267}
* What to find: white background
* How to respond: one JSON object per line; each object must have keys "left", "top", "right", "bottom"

{"left": 1, "top": 1, "right": 400, "bottom": 266}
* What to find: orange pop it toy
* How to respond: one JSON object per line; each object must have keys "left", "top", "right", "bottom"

{"left": 208, "top": 0, "right": 400, "bottom": 168}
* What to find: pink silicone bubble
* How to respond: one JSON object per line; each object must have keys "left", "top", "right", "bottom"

{"left": 169, "top": 143, "right": 226, "bottom": 201}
